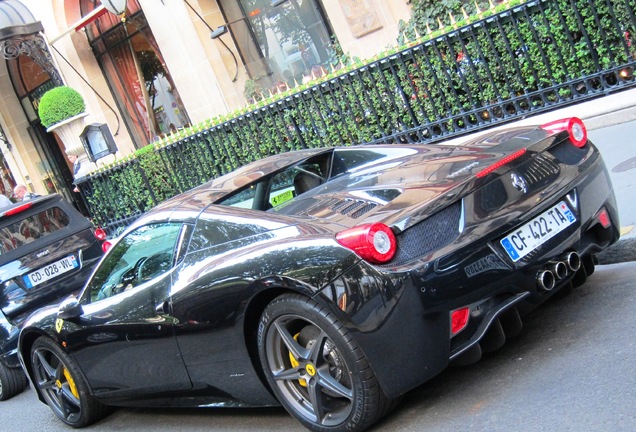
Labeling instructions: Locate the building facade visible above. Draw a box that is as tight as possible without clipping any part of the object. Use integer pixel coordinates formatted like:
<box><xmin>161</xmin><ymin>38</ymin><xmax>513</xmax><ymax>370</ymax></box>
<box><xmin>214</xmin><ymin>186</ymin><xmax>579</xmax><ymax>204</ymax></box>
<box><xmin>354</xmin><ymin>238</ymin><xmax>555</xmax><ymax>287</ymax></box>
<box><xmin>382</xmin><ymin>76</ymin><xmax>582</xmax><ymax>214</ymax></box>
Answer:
<box><xmin>0</xmin><ymin>0</ymin><xmax>410</xmax><ymax>211</ymax></box>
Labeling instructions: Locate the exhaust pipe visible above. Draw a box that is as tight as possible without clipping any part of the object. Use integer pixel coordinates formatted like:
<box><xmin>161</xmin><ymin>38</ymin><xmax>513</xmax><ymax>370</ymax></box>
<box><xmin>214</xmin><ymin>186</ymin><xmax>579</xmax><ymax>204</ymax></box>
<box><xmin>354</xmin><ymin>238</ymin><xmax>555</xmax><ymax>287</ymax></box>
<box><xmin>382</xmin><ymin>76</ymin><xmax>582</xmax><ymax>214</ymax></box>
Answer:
<box><xmin>548</xmin><ymin>261</ymin><xmax>568</xmax><ymax>280</ymax></box>
<box><xmin>536</xmin><ymin>269</ymin><xmax>556</xmax><ymax>291</ymax></box>
<box><xmin>563</xmin><ymin>251</ymin><xmax>581</xmax><ymax>272</ymax></box>
<box><xmin>537</xmin><ymin>252</ymin><xmax>581</xmax><ymax>292</ymax></box>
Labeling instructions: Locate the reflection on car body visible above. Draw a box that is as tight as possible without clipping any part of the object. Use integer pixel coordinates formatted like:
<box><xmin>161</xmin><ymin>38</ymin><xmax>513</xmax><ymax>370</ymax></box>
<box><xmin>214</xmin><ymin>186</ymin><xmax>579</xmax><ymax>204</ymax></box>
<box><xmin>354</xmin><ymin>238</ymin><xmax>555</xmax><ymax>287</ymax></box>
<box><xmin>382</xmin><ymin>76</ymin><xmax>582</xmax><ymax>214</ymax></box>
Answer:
<box><xmin>18</xmin><ymin>118</ymin><xmax>619</xmax><ymax>432</ymax></box>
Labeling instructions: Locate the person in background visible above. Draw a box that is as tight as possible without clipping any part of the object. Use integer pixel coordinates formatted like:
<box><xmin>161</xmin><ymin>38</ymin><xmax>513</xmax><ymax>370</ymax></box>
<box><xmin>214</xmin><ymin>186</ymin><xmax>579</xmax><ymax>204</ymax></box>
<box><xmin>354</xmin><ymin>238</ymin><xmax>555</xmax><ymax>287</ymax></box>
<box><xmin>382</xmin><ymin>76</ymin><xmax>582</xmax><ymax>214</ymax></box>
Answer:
<box><xmin>67</xmin><ymin>152</ymin><xmax>81</xmax><ymax>177</ymax></box>
<box><xmin>13</xmin><ymin>184</ymin><xmax>39</xmax><ymax>202</ymax></box>
<box><xmin>67</xmin><ymin>152</ymin><xmax>83</xmax><ymax>193</ymax></box>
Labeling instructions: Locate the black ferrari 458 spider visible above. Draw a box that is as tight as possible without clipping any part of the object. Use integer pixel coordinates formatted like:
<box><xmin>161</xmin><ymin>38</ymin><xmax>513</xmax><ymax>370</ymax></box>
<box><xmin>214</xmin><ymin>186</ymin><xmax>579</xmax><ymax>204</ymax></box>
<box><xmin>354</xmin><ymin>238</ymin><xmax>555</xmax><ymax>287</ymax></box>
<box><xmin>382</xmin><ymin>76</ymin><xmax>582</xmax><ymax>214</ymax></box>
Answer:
<box><xmin>18</xmin><ymin>117</ymin><xmax>619</xmax><ymax>431</ymax></box>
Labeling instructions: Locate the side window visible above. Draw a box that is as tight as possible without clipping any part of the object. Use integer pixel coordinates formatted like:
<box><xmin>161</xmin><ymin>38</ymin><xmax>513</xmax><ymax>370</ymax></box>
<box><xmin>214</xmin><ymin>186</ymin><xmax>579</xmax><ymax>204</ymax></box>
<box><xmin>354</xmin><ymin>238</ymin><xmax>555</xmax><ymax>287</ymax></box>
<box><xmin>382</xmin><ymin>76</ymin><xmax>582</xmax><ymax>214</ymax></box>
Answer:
<box><xmin>290</xmin><ymin>163</ymin><xmax>324</xmax><ymax>197</ymax></box>
<box><xmin>268</xmin><ymin>170</ymin><xmax>296</xmax><ymax>207</ymax></box>
<box><xmin>217</xmin><ymin>185</ymin><xmax>258</xmax><ymax>208</ymax></box>
<box><xmin>268</xmin><ymin>162</ymin><xmax>325</xmax><ymax>207</ymax></box>
<box><xmin>217</xmin><ymin>152</ymin><xmax>332</xmax><ymax>211</ymax></box>
<box><xmin>85</xmin><ymin>223</ymin><xmax>183</xmax><ymax>302</ymax></box>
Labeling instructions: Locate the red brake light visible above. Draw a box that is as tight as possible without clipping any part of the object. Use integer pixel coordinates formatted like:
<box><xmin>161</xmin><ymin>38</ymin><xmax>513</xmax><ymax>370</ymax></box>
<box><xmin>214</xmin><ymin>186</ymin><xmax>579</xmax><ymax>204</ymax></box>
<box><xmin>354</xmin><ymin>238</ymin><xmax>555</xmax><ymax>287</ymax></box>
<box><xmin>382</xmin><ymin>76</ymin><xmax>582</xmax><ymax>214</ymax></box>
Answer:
<box><xmin>102</xmin><ymin>241</ymin><xmax>113</xmax><ymax>252</ymax></box>
<box><xmin>476</xmin><ymin>148</ymin><xmax>527</xmax><ymax>178</ymax></box>
<box><xmin>1</xmin><ymin>202</ymin><xmax>33</xmax><ymax>217</ymax></box>
<box><xmin>94</xmin><ymin>227</ymin><xmax>107</xmax><ymax>241</ymax></box>
<box><xmin>597</xmin><ymin>208</ymin><xmax>611</xmax><ymax>228</ymax></box>
<box><xmin>541</xmin><ymin>117</ymin><xmax>587</xmax><ymax>148</ymax></box>
<box><xmin>336</xmin><ymin>223</ymin><xmax>397</xmax><ymax>264</ymax></box>
<box><xmin>451</xmin><ymin>307</ymin><xmax>470</xmax><ymax>335</ymax></box>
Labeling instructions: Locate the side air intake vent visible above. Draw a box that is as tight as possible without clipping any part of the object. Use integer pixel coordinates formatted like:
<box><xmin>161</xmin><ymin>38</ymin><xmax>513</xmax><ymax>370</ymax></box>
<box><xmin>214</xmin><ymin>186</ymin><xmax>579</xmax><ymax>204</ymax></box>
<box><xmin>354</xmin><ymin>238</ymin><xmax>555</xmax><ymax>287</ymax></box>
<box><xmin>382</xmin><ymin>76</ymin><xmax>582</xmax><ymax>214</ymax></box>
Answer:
<box><xmin>331</xmin><ymin>199</ymin><xmax>378</xmax><ymax>219</ymax></box>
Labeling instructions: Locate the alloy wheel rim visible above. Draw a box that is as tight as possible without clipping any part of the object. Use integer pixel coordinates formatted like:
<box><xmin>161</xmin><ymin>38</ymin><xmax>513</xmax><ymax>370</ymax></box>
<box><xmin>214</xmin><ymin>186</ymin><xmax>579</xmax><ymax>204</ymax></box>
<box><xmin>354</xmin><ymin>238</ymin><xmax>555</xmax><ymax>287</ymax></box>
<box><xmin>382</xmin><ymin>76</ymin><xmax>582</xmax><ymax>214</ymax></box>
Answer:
<box><xmin>265</xmin><ymin>315</ymin><xmax>354</xmax><ymax>427</ymax></box>
<box><xmin>32</xmin><ymin>347</ymin><xmax>82</xmax><ymax>424</ymax></box>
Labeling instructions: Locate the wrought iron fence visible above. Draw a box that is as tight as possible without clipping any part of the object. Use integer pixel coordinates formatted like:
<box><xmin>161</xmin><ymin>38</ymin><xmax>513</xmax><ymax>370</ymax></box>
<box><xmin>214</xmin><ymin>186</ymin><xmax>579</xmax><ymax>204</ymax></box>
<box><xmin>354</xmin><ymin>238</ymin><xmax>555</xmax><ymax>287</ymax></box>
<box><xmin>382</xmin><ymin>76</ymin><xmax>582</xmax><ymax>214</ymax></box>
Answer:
<box><xmin>77</xmin><ymin>0</ymin><xmax>636</xmax><ymax>236</ymax></box>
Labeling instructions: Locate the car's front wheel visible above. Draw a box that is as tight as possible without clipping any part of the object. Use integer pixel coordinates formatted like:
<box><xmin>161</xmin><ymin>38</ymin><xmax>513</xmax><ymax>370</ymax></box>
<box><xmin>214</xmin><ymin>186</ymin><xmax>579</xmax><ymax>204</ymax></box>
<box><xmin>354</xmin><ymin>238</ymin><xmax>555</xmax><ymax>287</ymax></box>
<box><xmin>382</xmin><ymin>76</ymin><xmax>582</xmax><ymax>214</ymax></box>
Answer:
<box><xmin>258</xmin><ymin>294</ymin><xmax>395</xmax><ymax>432</ymax></box>
<box><xmin>0</xmin><ymin>362</ymin><xmax>28</xmax><ymax>401</ymax></box>
<box><xmin>31</xmin><ymin>337</ymin><xmax>109</xmax><ymax>427</ymax></box>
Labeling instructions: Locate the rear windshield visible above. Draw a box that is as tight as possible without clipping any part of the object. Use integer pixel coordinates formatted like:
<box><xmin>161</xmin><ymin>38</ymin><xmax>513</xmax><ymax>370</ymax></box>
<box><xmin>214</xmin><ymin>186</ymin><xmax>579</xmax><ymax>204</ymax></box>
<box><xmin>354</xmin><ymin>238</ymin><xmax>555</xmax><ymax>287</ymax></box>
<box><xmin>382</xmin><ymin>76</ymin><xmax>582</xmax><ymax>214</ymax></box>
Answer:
<box><xmin>0</xmin><ymin>207</ymin><xmax>70</xmax><ymax>254</ymax></box>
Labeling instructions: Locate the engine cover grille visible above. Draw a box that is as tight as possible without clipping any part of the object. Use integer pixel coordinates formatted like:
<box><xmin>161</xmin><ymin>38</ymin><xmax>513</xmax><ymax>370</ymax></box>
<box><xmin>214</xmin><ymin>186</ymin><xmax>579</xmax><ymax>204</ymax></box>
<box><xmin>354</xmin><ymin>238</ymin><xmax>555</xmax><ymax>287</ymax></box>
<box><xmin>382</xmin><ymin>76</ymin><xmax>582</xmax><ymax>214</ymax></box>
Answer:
<box><xmin>389</xmin><ymin>201</ymin><xmax>462</xmax><ymax>266</ymax></box>
<box><xmin>517</xmin><ymin>154</ymin><xmax>560</xmax><ymax>189</ymax></box>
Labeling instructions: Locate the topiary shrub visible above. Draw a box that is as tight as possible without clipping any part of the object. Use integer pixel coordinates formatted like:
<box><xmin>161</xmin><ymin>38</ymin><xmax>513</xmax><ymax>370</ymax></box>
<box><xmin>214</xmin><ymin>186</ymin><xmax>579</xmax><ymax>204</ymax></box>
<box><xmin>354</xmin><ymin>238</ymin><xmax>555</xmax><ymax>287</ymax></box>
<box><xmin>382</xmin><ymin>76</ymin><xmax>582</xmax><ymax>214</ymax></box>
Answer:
<box><xmin>38</xmin><ymin>86</ymin><xmax>86</xmax><ymax>128</ymax></box>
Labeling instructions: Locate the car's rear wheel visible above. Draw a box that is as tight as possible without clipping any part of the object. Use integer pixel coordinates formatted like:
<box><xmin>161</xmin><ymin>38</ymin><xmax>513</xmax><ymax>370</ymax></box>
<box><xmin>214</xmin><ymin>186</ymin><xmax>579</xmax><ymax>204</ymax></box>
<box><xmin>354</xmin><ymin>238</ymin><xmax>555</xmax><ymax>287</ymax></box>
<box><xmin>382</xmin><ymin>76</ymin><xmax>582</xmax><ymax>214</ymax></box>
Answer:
<box><xmin>31</xmin><ymin>337</ymin><xmax>109</xmax><ymax>427</ymax></box>
<box><xmin>258</xmin><ymin>294</ymin><xmax>394</xmax><ymax>432</ymax></box>
<box><xmin>0</xmin><ymin>362</ymin><xmax>28</xmax><ymax>401</ymax></box>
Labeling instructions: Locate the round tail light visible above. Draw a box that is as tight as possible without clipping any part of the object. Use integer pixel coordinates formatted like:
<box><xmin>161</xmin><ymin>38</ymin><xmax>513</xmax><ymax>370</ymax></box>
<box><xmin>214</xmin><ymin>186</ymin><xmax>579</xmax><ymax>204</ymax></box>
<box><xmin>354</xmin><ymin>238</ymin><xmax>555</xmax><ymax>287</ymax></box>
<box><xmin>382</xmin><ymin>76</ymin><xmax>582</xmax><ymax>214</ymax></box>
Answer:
<box><xmin>94</xmin><ymin>227</ymin><xmax>108</xmax><ymax>241</ymax></box>
<box><xmin>540</xmin><ymin>117</ymin><xmax>587</xmax><ymax>148</ymax></box>
<box><xmin>335</xmin><ymin>223</ymin><xmax>397</xmax><ymax>264</ymax></box>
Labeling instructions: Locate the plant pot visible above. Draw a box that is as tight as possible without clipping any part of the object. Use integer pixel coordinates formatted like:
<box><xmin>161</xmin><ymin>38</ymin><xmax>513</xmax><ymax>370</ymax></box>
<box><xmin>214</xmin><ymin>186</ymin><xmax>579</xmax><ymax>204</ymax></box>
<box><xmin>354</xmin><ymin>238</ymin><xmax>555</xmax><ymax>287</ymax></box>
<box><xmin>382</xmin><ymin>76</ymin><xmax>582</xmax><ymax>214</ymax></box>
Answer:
<box><xmin>46</xmin><ymin>112</ymin><xmax>91</xmax><ymax>178</ymax></box>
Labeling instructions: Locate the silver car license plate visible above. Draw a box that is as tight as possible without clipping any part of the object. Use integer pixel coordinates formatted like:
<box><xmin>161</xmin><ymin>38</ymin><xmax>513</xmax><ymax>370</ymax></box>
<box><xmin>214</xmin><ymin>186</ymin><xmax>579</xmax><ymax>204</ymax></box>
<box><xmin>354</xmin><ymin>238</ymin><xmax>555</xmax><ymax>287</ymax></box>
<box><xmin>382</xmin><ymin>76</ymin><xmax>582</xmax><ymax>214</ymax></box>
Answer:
<box><xmin>500</xmin><ymin>201</ymin><xmax>576</xmax><ymax>262</ymax></box>
<box><xmin>23</xmin><ymin>255</ymin><xmax>79</xmax><ymax>288</ymax></box>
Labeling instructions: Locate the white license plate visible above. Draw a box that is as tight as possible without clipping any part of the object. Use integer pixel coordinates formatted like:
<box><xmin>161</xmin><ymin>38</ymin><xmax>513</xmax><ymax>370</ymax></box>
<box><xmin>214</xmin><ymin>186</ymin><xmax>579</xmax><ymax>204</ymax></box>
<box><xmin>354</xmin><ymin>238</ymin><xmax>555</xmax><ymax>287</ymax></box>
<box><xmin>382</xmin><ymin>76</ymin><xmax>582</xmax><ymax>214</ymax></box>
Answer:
<box><xmin>23</xmin><ymin>255</ymin><xmax>79</xmax><ymax>288</ymax></box>
<box><xmin>500</xmin><ymin>201</ymin><xmax>576</xmax><ymax>262</ymax></box>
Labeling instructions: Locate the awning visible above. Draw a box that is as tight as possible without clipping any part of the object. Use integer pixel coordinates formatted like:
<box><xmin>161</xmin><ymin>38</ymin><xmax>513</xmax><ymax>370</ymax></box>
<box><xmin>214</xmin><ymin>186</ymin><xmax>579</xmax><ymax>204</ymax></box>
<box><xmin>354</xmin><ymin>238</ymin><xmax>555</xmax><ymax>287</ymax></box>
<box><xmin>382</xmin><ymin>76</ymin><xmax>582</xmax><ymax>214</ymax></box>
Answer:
<box><xmin>0</xmin><ymin>0</ymin><xmax>41</xmax><ymax>41</ymax></box>
<box><xmin>0</xmin><ymin>0</ymin><xmax>62</xmax><ymax>85</ymax></box>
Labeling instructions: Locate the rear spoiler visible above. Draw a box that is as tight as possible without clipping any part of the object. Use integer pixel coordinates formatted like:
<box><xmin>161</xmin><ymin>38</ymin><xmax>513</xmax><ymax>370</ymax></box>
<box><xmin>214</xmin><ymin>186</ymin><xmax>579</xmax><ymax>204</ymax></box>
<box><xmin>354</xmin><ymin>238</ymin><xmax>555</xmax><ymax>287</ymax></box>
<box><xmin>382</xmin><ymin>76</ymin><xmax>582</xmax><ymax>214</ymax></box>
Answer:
<box><xmin>475</xmin><ymin>117</ymin><xmax>588</xmax><ymax>179</ymax></box>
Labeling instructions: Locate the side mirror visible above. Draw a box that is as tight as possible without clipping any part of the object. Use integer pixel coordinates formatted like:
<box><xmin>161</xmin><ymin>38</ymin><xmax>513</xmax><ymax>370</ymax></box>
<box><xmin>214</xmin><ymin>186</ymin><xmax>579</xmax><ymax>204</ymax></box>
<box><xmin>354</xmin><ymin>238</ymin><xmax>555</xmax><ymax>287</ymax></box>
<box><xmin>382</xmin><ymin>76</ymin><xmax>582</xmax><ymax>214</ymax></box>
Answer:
<box><xmin>57</xmin><ymin>296</ymin><xmax>83</xmax><ymax>320</ymax></box>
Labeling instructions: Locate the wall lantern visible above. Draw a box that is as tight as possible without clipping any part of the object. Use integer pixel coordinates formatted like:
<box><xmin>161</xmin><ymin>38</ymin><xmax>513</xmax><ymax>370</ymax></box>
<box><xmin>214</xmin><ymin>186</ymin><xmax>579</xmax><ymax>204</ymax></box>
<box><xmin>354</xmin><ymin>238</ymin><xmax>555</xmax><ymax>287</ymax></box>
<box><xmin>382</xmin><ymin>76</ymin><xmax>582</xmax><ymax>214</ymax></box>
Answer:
<box><xmin>210</xmin><ymin>25</ymin><xmax>229</xmax><ymax>39</ymax></box>
<box><xmin>102</xmin><ymin>0</ymin><xmax>127</xmax><ymax>19</ymax></box>
<box><xmin>80</xmin><ymin>123</ymin><xmax>118</xmax><ymax>163</ymax></box>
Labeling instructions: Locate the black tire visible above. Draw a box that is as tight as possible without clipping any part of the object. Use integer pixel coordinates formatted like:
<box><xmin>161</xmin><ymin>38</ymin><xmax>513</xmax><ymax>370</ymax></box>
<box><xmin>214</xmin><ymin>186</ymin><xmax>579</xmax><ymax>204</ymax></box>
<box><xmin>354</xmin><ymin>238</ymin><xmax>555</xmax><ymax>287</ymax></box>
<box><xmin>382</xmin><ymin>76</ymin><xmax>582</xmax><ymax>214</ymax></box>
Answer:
<box><xmin>0</xmin><ymin>362</ymin><xmax>28</xmax><ymax>401</ymax></box>
<box><xmin>31</xmin><ymin>337</ymin><xmax>110</xmax><ymax>427</ymax></box>
<box><xmin>257</xmin><ymin>294</ymin><xmax>395</xmax><ymax>432</ymax></box>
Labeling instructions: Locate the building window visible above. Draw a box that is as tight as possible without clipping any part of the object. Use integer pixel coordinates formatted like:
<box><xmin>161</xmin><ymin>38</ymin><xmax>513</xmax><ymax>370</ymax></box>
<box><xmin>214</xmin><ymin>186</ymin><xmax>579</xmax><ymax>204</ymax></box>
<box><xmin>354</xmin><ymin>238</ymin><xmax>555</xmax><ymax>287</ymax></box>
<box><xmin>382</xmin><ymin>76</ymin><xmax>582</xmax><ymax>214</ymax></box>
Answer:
<box><xmin>218</xmin><ymin>0</ymin><xmax>334</xmax><ymax>99</ymax></box>
<box><xmin>80</xmin><ymin>0</ymin><xmax>190</xmax><ymax>147</ymax></box>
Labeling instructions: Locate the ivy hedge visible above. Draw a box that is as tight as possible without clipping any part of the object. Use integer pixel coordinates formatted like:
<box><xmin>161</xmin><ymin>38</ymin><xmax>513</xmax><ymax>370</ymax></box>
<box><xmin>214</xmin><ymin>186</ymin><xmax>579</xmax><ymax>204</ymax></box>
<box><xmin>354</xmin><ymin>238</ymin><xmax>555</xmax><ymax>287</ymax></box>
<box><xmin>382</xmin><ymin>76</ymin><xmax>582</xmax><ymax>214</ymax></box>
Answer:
<box><xmin>78</xmin><ymin>0</ymin><xmax>636</xmax><ymax>235</ymax></box>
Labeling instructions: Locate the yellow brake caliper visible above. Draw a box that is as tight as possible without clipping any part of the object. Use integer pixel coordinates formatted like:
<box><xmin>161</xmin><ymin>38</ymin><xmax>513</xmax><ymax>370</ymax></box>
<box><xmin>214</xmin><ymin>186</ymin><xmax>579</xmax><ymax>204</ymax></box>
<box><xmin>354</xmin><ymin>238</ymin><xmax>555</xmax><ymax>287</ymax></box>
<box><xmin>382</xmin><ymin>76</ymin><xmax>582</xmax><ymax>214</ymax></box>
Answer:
<box><xmin>288</xmin><ymin>333</ymin><xmax>308</xmax><ymax>387</ymax></box>
<box><xmin>63</xmin><ymin>367</ymin><xmax>80</xmax><ymax>399</ymax></box>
